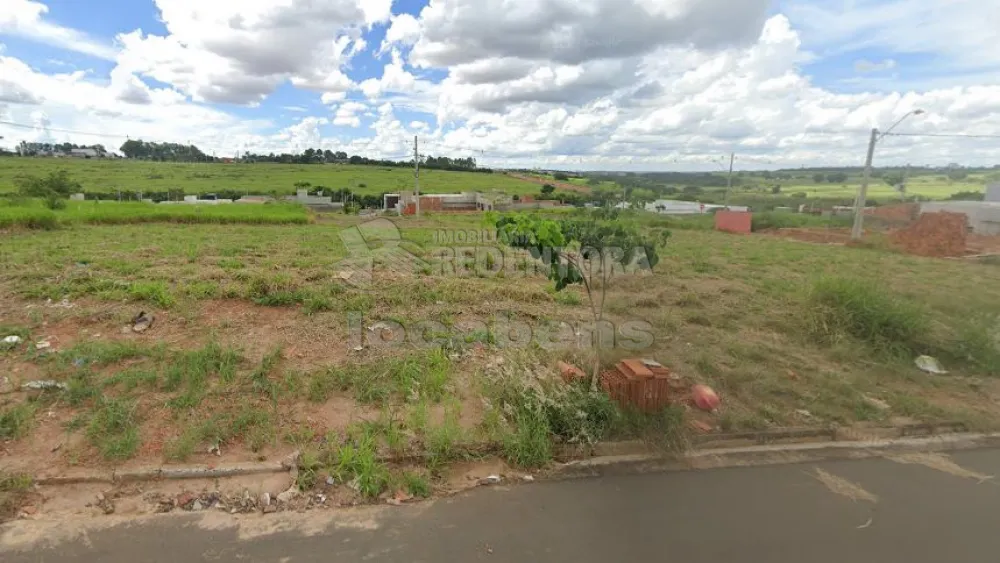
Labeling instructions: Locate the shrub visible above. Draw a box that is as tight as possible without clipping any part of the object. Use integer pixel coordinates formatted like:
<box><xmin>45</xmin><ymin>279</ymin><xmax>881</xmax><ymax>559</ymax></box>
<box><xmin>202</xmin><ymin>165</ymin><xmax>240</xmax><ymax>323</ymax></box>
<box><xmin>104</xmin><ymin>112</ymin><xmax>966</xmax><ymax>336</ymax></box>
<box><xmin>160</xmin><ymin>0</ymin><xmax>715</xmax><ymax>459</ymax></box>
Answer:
<box><xmin>807</xmin><ymin>277</ymin><xmax>930</xmax><ymax>356</ymax></box>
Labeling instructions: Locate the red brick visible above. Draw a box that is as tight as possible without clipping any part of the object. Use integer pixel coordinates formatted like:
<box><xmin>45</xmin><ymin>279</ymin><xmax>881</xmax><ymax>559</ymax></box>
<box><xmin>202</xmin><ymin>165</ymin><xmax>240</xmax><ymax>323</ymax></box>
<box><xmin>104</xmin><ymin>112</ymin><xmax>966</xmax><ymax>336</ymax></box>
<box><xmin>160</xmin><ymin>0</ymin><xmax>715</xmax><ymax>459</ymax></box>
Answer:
<box><xmin>714</xmin><ymin>211</ymin><xmax>752</xmax><ymax>234</ymax></box>
<box><xmin>557</xmin><ymin>361</ymin><xmax>586</xmax><ymax>383</ymax></box>
<box><xmin>620</xmin><ymin>359</ymin><xmax>654</xmax><ymax>380</ymax></box>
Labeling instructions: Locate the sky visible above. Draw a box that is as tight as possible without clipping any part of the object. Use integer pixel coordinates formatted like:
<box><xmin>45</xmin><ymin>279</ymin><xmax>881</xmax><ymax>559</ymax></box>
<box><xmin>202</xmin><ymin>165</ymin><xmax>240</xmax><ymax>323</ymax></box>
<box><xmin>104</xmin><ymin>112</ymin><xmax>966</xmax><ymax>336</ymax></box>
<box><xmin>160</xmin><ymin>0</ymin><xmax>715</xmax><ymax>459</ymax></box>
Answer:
<box><xmin>1</xmin><ymin>0</ymin><xmax>999</xmax><ymax>171</ymax></box>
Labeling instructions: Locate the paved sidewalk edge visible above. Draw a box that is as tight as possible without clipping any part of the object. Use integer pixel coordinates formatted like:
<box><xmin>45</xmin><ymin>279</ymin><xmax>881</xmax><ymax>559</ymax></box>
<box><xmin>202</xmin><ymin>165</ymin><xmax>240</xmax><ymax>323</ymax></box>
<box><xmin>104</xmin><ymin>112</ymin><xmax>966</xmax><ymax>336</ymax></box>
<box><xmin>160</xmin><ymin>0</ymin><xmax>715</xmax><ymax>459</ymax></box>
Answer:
<box><xmin>30</xmin><ymin>431</ymin><xmax>1000</xmax><ymax>486</ymax></box>
<box><xmin>555</xmin><ymin>432</ymin><xmax>1000</xmax><ymax>478</ymax></box>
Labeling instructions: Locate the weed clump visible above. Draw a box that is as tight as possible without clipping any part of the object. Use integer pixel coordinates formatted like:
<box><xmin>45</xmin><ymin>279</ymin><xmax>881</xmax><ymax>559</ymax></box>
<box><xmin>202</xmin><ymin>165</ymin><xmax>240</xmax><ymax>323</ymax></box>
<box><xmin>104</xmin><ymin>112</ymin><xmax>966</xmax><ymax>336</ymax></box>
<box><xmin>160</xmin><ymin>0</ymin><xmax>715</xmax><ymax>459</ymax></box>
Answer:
<box><xmin>807</xmin><ymin>276</ymin><xmax>930</xmax><ymax>356</ymax></box>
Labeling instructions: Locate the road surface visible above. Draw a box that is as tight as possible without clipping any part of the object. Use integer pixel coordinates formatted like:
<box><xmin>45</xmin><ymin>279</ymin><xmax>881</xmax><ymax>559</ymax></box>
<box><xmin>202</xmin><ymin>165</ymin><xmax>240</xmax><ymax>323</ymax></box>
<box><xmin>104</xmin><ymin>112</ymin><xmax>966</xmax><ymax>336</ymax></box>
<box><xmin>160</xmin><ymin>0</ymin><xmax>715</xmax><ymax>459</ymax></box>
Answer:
<box><xmin>4</xmin><ymin>448</ymin><xmax>1000</xmax><ymax>562</ymax></box>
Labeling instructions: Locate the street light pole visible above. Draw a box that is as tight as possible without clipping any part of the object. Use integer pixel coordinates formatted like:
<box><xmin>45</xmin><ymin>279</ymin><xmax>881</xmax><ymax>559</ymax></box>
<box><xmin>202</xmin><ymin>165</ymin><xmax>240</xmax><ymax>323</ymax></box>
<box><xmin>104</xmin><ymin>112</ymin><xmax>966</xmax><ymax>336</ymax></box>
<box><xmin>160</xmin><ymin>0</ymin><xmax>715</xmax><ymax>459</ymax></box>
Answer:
<box><xmin>850</xmin><ymin>109</ymin><xmax>925</xmax><ymax>241</ymax></box>
<box><xmin>850</xmin><ymin>128</ymin><xmax>879</xmax><ymax>240</ymax></box>
<box><xmin>723</xmin><ymin>152</ymin><xmax>735</xmax><ymax>209</ymax></box>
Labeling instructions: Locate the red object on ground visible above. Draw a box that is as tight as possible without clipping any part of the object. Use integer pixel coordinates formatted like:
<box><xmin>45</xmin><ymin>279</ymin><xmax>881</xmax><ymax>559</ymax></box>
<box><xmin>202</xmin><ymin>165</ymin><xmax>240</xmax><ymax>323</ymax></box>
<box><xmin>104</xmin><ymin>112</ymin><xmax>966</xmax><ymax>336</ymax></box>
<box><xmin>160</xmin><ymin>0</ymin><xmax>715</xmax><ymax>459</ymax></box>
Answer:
<box><xmin>557</xmin><ymin>361</ymin><xmax>586</xmax><ymax>383</ymax></box>
<box><xmin>600</xmin><ymin>359</ymin><xmax>672</xmax><ymax>412</ymax></box>
<box><xmin>714</xmin><ymin>211</ymin><xmax>752</xmax><ymax>234</ymax></box>
<box><xmin>691</xmin><ymin>384</ymin><xmax>720</xmax><ymax>411</ymax></box>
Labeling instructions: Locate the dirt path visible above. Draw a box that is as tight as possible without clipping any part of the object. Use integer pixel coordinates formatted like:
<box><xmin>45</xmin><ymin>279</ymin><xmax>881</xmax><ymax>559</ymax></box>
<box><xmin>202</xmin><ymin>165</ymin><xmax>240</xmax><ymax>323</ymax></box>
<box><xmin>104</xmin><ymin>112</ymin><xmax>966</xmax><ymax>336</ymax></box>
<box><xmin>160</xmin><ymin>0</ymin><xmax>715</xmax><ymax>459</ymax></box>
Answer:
<box><xmin>505</xmin><ymin>174</ymin><xmax>592</xmax><ymax>194</ymax></box>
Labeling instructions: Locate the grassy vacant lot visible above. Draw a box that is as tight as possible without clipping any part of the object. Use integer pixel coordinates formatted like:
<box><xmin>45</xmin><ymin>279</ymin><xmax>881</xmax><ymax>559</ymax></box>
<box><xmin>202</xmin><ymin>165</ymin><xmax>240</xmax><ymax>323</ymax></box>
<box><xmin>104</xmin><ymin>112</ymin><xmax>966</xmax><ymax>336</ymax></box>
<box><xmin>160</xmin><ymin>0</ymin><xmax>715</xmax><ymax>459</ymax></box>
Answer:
<box><xmin>1</xmin><ymin>206</ymin><xmax>999</xmax><ymax>504</ymax></box>
<box><xmin>0</xmin><ymin>158</ymin><xmax>543</xmax><ymax>196</ymax></box>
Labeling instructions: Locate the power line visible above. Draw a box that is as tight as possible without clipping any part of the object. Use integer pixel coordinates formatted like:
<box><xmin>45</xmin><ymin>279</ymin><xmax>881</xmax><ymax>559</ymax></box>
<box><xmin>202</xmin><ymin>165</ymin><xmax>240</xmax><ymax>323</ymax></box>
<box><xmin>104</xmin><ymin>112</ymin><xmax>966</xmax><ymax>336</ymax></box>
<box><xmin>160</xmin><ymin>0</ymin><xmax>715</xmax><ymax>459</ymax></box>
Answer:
<box><xmin>883</xmin><ymin>132</ymin><xmax>1000</xmax><ymax>139</ymax></box>
<box><xmin>0</xmin><ymin>119</ymin><xmax>126</xmax><ymax>139</ymax></box>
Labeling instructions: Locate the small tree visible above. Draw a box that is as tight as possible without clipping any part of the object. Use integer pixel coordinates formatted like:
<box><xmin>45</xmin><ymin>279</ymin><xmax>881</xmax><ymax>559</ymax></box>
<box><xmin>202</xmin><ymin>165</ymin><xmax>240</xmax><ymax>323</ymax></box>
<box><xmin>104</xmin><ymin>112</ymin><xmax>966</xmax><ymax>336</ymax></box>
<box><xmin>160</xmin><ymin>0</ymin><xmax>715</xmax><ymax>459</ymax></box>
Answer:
<box><xmin>812</xmin><ymin>173</ymin><xmax>826</xmax><ymax>183</ymax></box>
<box><xmin>541</xmin><ymin>183</ymin><xmax>555</xmax><ymax>195</ymax></box>
<box><xmin>553</xmin><ymin>172</ymin><xmax>569</xmax><ymax>181</ymax></box>
<box><xmin>15</xmin><ymin>170</ymin><xmax>80</xmax><ymax>209</ymax></box>
<box><xmin>495</xmin><ymin>211</ymin><xmax>668</xmax><ymax>384</ymax></box>
<box><xmin>883</xmin><ymin>173</ymin><xmax>905</xmax><ymax>188</ymax></box>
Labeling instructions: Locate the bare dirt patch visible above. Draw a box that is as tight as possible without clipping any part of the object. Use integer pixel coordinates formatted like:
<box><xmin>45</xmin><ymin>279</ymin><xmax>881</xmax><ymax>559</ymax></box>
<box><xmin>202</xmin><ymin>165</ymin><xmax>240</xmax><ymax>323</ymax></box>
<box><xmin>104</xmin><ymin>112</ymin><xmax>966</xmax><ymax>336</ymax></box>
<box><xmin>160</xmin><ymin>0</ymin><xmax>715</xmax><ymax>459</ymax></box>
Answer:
<box><xmin>506</xmin><ymin>174</ymin><xmax>592</xmax><ymax>194</ymax></box>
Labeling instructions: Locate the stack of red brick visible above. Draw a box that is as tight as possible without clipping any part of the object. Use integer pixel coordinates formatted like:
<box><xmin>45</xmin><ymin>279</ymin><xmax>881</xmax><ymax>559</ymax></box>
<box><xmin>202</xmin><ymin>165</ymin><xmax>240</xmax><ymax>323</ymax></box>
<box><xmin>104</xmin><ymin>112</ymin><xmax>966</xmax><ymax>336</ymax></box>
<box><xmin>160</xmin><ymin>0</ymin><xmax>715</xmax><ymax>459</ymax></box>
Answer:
<box><xmin>601</xmin><ymin>359</ymin><xmax>682</xmax><ymax>412</ymax></box>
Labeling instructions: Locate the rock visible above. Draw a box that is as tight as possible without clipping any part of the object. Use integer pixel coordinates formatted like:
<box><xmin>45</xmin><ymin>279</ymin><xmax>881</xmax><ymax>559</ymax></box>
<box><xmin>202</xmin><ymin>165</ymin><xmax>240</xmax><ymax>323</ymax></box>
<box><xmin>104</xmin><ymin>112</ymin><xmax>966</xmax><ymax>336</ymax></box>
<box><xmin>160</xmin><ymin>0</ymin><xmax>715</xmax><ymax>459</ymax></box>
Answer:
<box><xmin>20</xmin><ymin>505</ymin><xmax>37</xmax><ymax>516</ymax></box>
<box><xmin>276</xmin><ymin>487</ymin><xmax>300</xmax><ymax>504</ymax></box>
<box><xmin>192</xmin><ymin>500</ymin><xmax>204</xmax><ymax>511</ymax></box>
<box><xmin>176</xmin><ymin>492</ymin><xmax>196</xmax><ymax>509</ymax></box>
<box><xmin>21</xmin><ymin>380</ymin><xmax>67</xmax><ymax>391</ymax></box>
<box><xmin>688</xmin><ymin>419</ymin><xmax>714</xmax><ymax>434</ymax></box>
<box><xmin>478</xmin><ymin>475</ymin><xmax>502</xmax><ymax>486</ymax></box>
<box><xmin>863</xmin><ymin>395</ymin><xmax>891</xmax><ymax>411</ymax></box>
<box><xmin>0</xmin><ymin>376</ymin><xmax>13</xmax><ymax>394</ymax></box>
<box><xmin>2</xmin><ymin>335</ymin><xmax>22</xmax><ymax>345</ymax></box>
<box><xmin>263</xmin><ymin>504</ymin><xmax>277</xmax><ymax>514</ymax></box>
<box><xmin>915</xmin><ymin>355</ymin><xmax>948</xmax><ymax>375</ymax></box>
<box><xmin>521</xmin><ymin>475</ymin><xmax>535</xmax><ymax>482</ymax></box>
<box><xmin>131</xmin><ymin>312</ymin><xmax>154</xmax><ymax>333</ymax></box>
<box><xmin>96</xmin><ymin>493</ymin><xmax>105</xmax><ymax>502</ymax></box>
<box><xmin>155</xmin><ymin>501</ymin><xmax>174</xmax><ymax>513</ymax></box>
<box><xmin>280</xmin><ymin>450</ymin><xmax>302</xmax><ymax>471</ymax></box>
<box><xmin>260</xmin><ymin>492</ymin><xmax>271</xmax><ymax>507</ymax></box>
<box><xmin>208</xmin><ymin>442</ymin><xmax>221</xmax><ymax>456</ymax></box>
<box><xmin>34</xmin><ymin>340</ymin><xmax>52</xmax><ymax>350</ymax></box>
<box><xmin>325</xmin><ymin>476</ymin><xmax>335</xmax><ymax>486</ymax></box>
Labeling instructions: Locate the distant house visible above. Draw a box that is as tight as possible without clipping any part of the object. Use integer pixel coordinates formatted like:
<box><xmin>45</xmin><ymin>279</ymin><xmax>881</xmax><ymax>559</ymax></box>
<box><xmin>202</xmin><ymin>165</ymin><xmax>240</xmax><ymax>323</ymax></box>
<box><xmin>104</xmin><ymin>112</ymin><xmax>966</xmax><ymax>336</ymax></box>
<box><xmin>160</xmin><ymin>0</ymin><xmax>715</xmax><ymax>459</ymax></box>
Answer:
<box><xmin>68</xmin><ymin>148</ymin><xmax>101</xmax><ymax>159</ymax></box>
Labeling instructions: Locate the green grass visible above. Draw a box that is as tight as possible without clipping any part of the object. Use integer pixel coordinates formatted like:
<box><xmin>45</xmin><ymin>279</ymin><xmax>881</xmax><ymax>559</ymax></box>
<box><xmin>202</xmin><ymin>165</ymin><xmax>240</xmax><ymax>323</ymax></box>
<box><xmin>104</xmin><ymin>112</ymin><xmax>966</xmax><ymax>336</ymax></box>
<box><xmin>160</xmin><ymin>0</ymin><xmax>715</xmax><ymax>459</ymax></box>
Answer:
<box><xmin>0</xmin><ymin>472</ymin><xmax>34</xmax><ymax>523</ymax></box>
<box><xmin>0</xmin><ymin>403</ymin><xmax>37</xmax><ymax>440</ymax></box>
<box><xmin>87</xmin><ymin>397</ymin><xmax>141</xmax><ymax>460</ymax></box>
<box><xmin>309</xmin><ymin>350</ymin><xmax>454</xmax><ymax>406</ymax></box>
<box><xmin>330</xmin><ymin>432</ymin><xmax>391</xmax><ymax>499</ymax></box>
<box><xmin>0</xmin><ymin>159</ymin><xmax>545</xmax><ymax>196</ymax></box>
<box><xmin>0</xmin><ymin>200</ymin><xmax>310</xmax><ymax>229</ymax></box>
<box><xmin>807</xmin><ymin>276</ymin><xmax>931</xmax><ymax>356</ymax></box>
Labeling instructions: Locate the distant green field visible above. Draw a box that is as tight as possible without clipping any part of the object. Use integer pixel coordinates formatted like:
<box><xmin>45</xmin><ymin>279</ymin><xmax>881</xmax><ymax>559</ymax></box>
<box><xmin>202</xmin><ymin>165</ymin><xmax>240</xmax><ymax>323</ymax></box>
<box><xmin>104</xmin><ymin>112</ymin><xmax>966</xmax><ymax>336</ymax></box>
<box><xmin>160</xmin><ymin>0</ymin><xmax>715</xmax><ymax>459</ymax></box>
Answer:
<box><xmin>778</xmin><ymin>176</ymin><xmax>987</xmax><ymax>200</ymax></box>
<box><xmin>0</xmin><ymin>158</ymin><xmax>544</xmax><ymax>196</ymax></box>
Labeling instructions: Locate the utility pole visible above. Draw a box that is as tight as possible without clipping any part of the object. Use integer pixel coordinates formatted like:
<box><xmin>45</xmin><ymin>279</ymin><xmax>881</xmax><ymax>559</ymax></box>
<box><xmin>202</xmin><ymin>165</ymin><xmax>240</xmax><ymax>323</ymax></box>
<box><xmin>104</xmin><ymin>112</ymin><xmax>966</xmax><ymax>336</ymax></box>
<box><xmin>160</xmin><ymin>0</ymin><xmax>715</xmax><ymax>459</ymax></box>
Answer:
<box><xmin>413</xmin><ymin>135</ymin><xmax>420</xmax><ymax>217</ymax></box>
<box><xmin>723</xmin><ymin>152</ymin><xmax>735</xmax><ymax>209</ymax></box>
<box><xmin>850</xmin><ymin>128</ymin><xmax>879</xmax><ymax>240</ymax></box>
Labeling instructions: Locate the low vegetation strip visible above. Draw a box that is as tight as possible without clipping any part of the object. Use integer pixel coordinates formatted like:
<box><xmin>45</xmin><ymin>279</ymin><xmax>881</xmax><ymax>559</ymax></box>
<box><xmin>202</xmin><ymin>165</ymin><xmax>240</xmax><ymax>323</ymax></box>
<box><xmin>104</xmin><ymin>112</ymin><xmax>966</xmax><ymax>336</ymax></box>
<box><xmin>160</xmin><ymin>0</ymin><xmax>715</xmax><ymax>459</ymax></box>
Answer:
<box><xmin>0</xmin><ymin>200</ymin><xmax>310</xmax><ymax>228</ymax></box>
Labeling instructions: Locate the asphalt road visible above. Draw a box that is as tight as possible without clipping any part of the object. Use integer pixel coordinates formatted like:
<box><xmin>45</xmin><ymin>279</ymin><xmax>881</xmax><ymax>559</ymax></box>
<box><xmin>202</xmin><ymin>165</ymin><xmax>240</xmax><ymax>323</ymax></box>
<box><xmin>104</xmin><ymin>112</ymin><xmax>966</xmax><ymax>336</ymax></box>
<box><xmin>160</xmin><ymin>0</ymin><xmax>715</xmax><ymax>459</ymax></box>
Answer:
<box><xmin>4</xmin><ymin>448</ymin><xmax>1000</xmax><ymax>562</ymax></box>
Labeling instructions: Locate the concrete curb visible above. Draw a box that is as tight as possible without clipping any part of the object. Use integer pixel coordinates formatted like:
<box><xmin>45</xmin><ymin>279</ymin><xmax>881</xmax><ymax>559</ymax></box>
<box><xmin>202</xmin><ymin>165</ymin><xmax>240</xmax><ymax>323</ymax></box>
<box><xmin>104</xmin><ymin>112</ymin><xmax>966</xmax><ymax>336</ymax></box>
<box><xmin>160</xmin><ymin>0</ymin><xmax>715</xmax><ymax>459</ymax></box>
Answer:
<box><xmin>34</xmin><ymin>462</ymin><xmax>291</xmax><ymax>486</ymax></box>
<box><xmin>555</xmin><ymin>432</ymin><xmax>1000</xmax><ymax>479</ymax></box>
<box><xmin>29</xmin><ymin>427</ymin><xmax>995</xmax><ymax>487</ymax></box>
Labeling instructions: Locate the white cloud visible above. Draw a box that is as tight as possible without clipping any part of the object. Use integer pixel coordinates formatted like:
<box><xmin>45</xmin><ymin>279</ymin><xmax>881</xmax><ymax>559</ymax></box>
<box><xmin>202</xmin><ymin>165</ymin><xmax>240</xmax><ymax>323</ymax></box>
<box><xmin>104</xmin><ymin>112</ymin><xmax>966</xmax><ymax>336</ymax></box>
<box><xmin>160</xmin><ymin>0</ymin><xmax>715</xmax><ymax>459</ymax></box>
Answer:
<box><xmin>854</xmin><ymin>58</ymin><xmax>897</xmax><ymax>74</ymax></box>
<box><xmin>379</xmin><ymin>13</ymin><xmax>421</xmax><ymax>54</ymax></box>
<box><xmin>3</xmin><ymin>1</ymin><xmax>1000</xmax><ymax>169</ymax></box>
<box><xmin>332</xmin><ymin>101</ymin><xmax>367</xmax><ymax>127</ymax></box>
<box><xmin>113</xmin><ymin>0</ymin><xmax>381</xmax><ymax>105</ymax></box>
<box><xmin>0</xmin><ymin>0</ymin><xmax>118</xmax><ymax>59</ymax></box>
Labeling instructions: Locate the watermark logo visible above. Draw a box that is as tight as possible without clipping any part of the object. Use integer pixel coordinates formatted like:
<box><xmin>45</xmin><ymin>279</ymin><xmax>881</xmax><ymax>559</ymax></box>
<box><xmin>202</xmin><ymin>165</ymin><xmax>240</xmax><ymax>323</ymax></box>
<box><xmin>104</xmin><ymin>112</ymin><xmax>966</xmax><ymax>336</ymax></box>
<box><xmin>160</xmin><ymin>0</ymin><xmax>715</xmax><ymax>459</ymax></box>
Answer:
<box><xmin>348</xmin><ymin>313</ymin><xmax>654</xmax><ymax>351</ymax></box>
<box><xmin>335</xmin><ymin>218</ymin><xmax>426</xmax><ymax>288</ymax></box>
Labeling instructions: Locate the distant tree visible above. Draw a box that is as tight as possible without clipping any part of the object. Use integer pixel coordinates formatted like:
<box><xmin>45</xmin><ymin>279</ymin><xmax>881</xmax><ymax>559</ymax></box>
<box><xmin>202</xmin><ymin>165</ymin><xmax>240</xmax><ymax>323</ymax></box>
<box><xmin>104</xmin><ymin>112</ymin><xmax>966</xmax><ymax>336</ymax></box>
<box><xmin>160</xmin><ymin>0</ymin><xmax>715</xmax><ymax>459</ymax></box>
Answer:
<box><xmin>541</xmin><ymin>184</ymin><xmax>556</xmax><ymax>195</ymax></box>
<box><xmin>947</xmin><ymin>169</ymin><xmax>969</xmax><ymax>181</ymax></box>
<box><xmin>883</xmin><ymin>173</ymin><xmax>905</xmax><ymax>187</ymax></box>
<box><xmin>771</xmin><ymin>185</ymin><xmax>782</xmax><ymax>194</ymax></box>
<box><xmin>812</xmin><ymin>173</ymin><xmax>826</xmax><ymax>183</ymax></box>
<box><xmin>15</xmin><ymin>170</ymin><xmax>80</xmax><ymax>209</ymax></box>
<box><xmin>762</xmin><ymin>171</ymin><xmax>774</xmax><ymax>180</ymax></box>
<box><xmin>586</xmin><ymin>177</ymin><xmax>601</xmax><ymax>186</ymax></box>
<box><xmin>553</xmin><ymin>172</ymin><xmax>570</xmax><ymax>181</ymax></box>
<box><xmin>682</xmin><ymin>185</ymin><xmax>703</xmax><ymax>195</ymax></box>
<box><xmin>827</xmin><ymin>172</ymin><xmax>848</xmax><ymax>183</ymax></box>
